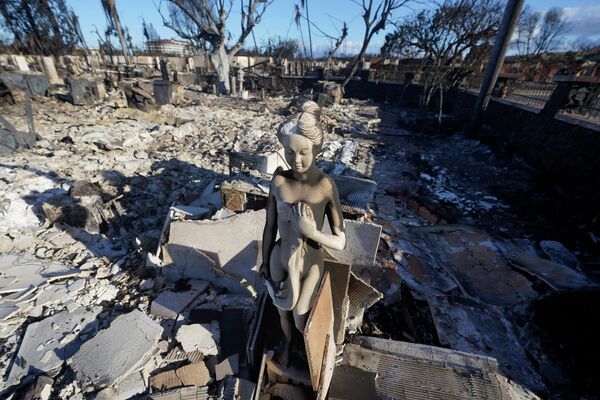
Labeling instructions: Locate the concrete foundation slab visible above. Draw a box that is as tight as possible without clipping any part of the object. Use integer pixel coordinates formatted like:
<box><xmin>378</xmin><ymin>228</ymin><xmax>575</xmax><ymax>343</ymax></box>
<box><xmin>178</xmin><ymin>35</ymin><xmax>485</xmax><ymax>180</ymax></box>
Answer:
<box><xmin>69</xmin><ymin>309</ymin><xmax>163</xmax><ymax>388</ymax></box>
<box><xmin>7</xmin><ymin>307</ymin><xmax>101</xmax><ymax>386</ymax></box>
<box><xmin>428</xmin><ymin>296</ymin><xmax>546</xmax><ymax>392</ymax></box>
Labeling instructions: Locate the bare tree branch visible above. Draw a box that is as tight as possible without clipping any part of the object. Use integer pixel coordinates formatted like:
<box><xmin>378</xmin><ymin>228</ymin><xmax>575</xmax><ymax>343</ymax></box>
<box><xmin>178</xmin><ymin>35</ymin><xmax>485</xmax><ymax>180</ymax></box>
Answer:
<box><xmin>158</xmin><ymin>0</ymin><xmax>272</xmax><ymax>93</ymax></box>
<box><xmin>342</xmin><ymin>0</ymin><xmax>411</xmax><ymax>90</ymax></box>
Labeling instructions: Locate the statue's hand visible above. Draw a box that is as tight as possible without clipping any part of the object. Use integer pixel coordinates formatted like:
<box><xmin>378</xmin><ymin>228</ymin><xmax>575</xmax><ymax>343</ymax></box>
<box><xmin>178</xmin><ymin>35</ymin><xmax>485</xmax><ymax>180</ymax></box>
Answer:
<box><xmin>292</xmin><ymin>202</ymin><xmax>317</xmax><ymax>238</ymax></box>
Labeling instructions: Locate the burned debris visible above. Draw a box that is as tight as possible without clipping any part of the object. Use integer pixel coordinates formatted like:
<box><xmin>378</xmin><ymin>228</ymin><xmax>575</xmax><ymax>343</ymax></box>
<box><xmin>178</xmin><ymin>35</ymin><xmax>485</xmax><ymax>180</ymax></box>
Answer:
<box><xmin>1</xmin><ymin>2</ymin><xmax>600</xmax><ymax>398</ymax></box>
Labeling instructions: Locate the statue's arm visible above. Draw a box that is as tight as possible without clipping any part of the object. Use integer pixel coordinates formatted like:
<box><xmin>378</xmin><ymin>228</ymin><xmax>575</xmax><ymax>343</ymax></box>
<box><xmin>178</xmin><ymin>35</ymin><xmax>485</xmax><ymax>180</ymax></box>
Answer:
<box><xmin>295</xmin><ymin>177</ymin><xmax>346</xmax><ymax>251</ymax></box>
<box><xmin>260</xmin><ymin>176</ymin><xmax>278</xmax><ymax>278</ymax></box>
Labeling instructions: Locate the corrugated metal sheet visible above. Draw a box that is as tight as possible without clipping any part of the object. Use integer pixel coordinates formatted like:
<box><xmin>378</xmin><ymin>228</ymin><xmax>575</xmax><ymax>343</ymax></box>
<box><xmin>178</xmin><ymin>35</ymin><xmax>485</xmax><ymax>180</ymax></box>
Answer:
<box><xmin>340</xmin><ymin>337</ymin><xmax>541</xmax><ymax>400</ymax></box>
<box><xmin>150</xmin><ymin>386</ymin><xmax>209</xmax><ymax>400</ymax></box>
<box><xmin>347</xmin><ymin>273</ymin><xmax>382</xmax><ymax>322</ymax></box>
<box><xmin>163</xmin><ymin>347</ymin><xmax>204</xmax><ymax>364</ymax></box>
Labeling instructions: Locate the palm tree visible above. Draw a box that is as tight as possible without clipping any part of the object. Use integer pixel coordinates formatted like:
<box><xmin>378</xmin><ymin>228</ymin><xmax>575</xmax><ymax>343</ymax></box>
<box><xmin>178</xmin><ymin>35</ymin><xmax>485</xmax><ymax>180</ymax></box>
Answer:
<box><xmin>294</xmin><ymin>4</ymin><xmax>307</xmax><ymax>59</ymax></box>
<box><xmin>301</xmin><ymin>0</ymin><xmax>313</xmax><ymax>59</ymax></box>
<box><xmin>100</xmin><ymin>0</ymin><xmax>130</xmax><ymax>63</ymax></box>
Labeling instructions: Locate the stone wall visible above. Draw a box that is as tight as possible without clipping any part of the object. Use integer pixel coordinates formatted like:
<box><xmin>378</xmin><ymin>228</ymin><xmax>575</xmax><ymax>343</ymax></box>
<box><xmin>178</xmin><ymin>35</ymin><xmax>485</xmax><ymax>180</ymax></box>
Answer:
<box><xmin>449</xmin><ymin>87</ymin><xmax>600</xmax><ymax>217</ymax></box>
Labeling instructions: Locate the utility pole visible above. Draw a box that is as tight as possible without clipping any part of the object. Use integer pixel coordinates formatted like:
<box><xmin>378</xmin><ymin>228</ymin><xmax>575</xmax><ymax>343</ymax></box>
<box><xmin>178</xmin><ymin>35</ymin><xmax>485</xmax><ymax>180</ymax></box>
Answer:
<box><xmin>305</xmin><ymin>0</ymin><xmax>313</xmax><ymax>59</ymax></box>
<box><xmin>469</xmin><ymin>0</ymin><xmax>524</xmax><ymax>135</ymax></box>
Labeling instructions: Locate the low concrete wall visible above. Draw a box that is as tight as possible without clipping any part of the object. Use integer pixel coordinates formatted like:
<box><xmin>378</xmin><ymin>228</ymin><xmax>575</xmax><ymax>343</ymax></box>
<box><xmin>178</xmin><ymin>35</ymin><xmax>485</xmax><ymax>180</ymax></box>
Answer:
<box><xmin>451</xmin><ymin>88</ymin><xmax>600</xmax><ymax>211</ymax></box>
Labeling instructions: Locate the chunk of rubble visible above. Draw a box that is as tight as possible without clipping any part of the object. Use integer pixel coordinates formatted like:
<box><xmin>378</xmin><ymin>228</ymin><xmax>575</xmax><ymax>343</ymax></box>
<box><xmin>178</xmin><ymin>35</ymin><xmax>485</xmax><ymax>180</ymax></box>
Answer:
<box><xmin>215</xmin><ymin>354</ymin><xmax>239</xmax><ymax>381</ymax></box>
<box><xmin>22</xmin><ymin>375</ymin><xmax>54</xmax><ymax>400</ymax></box>
<box><xmin>149</xmin><ymin>386</ymin><xmax>209</xmax><ymax>400</ymax></box>
<box><xmin>150</xmin><ymin>362</ymin><xmax>211</xmax><ymax>391</ymax></box>
<box><xmin>428</xmin><ymin>296</ymin><xmax>546</xmax><ymax>392</ymax></box>
<box><xmin>5</xmin><ymin>307</ymin><xmax>101</xmax><ymax>387</ymax></box>
<box><xmin>539</xmin><ymin>240</ymin><xmax>582</xmax><ymax>271</ymax></box>
<box><xmin>400</xmin><ymin>225</ymin><xmax>537</xmax><ymax>306</ymax></box>
<box><xmin>167</xmin><ymin>210</ymin><xmax>265</xmax><ymax>294</ymax></box>
<box><xmin>95</xmin><ymin>371</ymin><xmax>146</xmax><ymax>400</ymax></box>
<box><xmin>509</xmin><ymin>252</ymin><xmax>597</xmax><ymax>291</ymax></box>
<box><xmin>150</xmin><ymin>281</ymin><xmax>209</xmax><ymax>319</ymax></box>
<box><xmin>0</xmin><ymin>234</ymin><xmax>14</xmax><ymax>252</ymax></box>
<box><xmin>42</xmin><ymin>194</ymin><xmax>105</xmax><ymax>234</ymax></box>
<box><xmin>176</xmin><ymin>323</ymin><xmax>220</xmax><ymax>355</ymax></box>
<box><xmin>69</xmin><ymin>309</ymin><xmax>163</xmax><ymax>388</ymax></box>
<box><xmin>31</xmin><ymin>278</ymin><xmax>86</xmax><ymax>314</ymax></box>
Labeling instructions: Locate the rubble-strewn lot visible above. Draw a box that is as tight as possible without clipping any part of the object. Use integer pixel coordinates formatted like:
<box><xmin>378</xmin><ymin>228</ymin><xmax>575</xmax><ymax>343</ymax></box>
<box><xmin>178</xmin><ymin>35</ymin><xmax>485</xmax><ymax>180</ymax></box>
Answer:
<box><xmin>1</xmin><ymin>90</ymin><xmax>598</xmax><ymax>398</ymax></box>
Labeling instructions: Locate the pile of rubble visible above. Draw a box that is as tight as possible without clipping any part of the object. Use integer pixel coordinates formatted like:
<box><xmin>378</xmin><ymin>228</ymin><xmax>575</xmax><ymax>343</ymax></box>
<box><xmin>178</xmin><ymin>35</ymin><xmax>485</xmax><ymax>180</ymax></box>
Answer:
<box><xmin>0</xmin><ymin>88</ymin><xmax>384</xmax><ymax>398</ymax></box>
<box><xmin>1</xmin><ymin>77</ymin><xmax>598</xmax><ymax>399</ymax></box>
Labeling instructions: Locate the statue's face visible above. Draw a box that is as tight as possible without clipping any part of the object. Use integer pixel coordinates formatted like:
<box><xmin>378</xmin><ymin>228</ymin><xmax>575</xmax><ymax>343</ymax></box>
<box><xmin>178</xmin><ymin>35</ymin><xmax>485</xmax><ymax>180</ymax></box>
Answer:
<box><xmin>282</xmin><ymin>133</ymin><xmax>315</xmax><ymax>174</ymax></box>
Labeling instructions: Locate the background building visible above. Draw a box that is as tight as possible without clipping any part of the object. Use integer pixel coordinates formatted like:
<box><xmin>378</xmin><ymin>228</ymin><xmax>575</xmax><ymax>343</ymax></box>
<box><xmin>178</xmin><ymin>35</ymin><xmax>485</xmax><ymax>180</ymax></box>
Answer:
<box><xmin>145</xmin><ymin>39</ymin><xmax>192</xmax><ymax>56</ymax></box>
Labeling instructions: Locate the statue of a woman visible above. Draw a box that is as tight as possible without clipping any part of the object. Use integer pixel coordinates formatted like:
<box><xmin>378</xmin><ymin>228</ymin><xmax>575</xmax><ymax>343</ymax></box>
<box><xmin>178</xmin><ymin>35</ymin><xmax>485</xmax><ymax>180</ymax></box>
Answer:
<box><xmin>260</xmin><ymin>101</ymin><xmax>346</xmax><ymax>366</ymax></box>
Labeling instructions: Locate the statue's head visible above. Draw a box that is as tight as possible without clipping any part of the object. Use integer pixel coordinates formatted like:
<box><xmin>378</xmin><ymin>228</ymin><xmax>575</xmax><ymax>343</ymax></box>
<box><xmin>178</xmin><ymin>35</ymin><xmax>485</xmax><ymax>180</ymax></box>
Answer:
<box><xmin>277</xmin><ymin>101</ymin><xmax>323</xmax><ymax>174</ymax></box>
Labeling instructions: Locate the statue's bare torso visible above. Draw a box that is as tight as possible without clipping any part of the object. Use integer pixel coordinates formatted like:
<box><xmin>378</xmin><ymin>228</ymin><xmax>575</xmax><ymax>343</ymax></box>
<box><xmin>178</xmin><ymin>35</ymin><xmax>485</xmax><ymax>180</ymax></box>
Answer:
<box><xmin>268</xmin><ymin>169</ymin><xmax>342</xmax><ymax>313</ymax></box>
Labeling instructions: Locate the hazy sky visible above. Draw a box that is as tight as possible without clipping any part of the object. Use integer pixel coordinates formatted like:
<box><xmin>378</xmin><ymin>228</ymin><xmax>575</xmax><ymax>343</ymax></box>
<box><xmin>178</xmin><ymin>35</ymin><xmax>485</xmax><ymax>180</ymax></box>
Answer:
<box><xmin>65</xmin><ymin>0</ymin><xmax>600</xmax><ymax>55</ymax></box>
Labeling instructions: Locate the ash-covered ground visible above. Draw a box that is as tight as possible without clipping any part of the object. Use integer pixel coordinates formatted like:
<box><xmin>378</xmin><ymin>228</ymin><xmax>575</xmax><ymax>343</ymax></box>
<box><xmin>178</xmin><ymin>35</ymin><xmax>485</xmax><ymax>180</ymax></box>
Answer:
<box><xmin>1</xmin><ymin>91</ymin><xmax>598</xmax><ymax>398</ymax></box>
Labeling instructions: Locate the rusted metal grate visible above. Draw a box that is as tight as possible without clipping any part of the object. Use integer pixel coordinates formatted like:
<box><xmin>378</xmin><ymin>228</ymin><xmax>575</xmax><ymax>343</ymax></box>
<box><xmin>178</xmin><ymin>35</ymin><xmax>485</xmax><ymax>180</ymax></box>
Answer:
<box><xmin>332</xmin><ymin>175</ymin><xmax>377</xmax><ymax>216</ymax></box>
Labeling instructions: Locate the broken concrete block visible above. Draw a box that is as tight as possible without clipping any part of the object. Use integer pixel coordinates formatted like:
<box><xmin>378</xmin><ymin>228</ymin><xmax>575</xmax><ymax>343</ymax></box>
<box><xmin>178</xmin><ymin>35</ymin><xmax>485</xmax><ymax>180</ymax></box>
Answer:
<box><xmin>6</xmin><ymin>307</ymin><xmax>101</xmax><ymax>387</ymax></box>
<box><xmin>11</xmin><ymin>55</ymin><xmax>30</xmax><ymax>72</ymax></box>
<box><xmin>150</xmin><ymin>363</ymin><xmax>211</xmax><ymax>391</ymax></box>
<box><xmin>170</xmin><ymin>205</ymin><xmax>211</xmax><ymax>220</ymax></box>
<box><xmin>0</xmin><ymin>254</ymin><xmax>74</xmax><ymax>295</ymax></box>
<box><xmin>41</xmin><ymin>56</ymin><xmax>61</xmax><ymax>85</ymax></box>
<box><xmin>22</xmin><ymin>375</ymin><xmax>54</xmax><ymax>400</ymax></box>
<box><xmin>150</xmin><ymin>281</ymin><xmax>209</xmax><ymax>319</ymax></box>
<box><xmin>124</xmin><ymin>84</ymin><xmax>155</xmax><ymax>111</ymax></box>
<box><xmin>509</xmin><ymin>252</ymin><xmax>597</xmax><ymax>291</ymax></box>
<box><xmin>0</xmin><ymin>128</ymin><xmax>16</xmax><ymax>155</ymax></box>
<box><xmin>409</xmin><ymin>226</ymin><xmax>537</xmax><ymax>306</ymax></box>
<box><xmin>215</xmin><ymin>354</ymin><xmax>239</xmax><ymax>381</ymax></box>
<box><xmin>1</xmin><ymin>125</ymin><xmax>36</xmax><ymax>155</ymax></box>
<box><xmin>162</xmin><ymin>245</ymin><xmax>219</xmax><ymax>282</ymax></box>
<box><xmin>69</xmin><ymin>309</ymin><xmax>163</xmax><ymax>388</ymax></box>
<box><xmin>67</xmin><ymin>78</ymin><xmax>95</xmax><ymax>105</ymax></box>
<box><xmin>539</xmin><ymin>240</ymin><xmax>582</xmax><ymax>271</ymax></box>
<box><xmin>154</xmin><ymin>80</ymin><xmax>172</xmax><ymax>105</ymax></box>
<box><xmin>25</xmin><ymin>74</ymin><xmax>50</xmax><ymax>96</ymax></box>
<box><xmin>228</xmin><ymin>150</ymin><xmax>287</xmax><ymax>176</ymax></box>
<box><xmin>95</xmin><ymin>371</ymin><xmax>146</xmax><ymax>400</ymax></box>
<box><xmin>0</xmin><ymin>234</ymin><xmax>13</xmax><ymax>253</ymax></box>
<box><xmin>91</xmin><ymin>80</ymin><xmax>106</xmax><ymax>98</ymax></box>
<box><xmin>168</xmin><ymin>210</ymin><xmax>265</xmax><ymax>295</ymax></box>
<box><xmin>176</xmin><ymin>323</ymin><xmax>219</xmax><ymax>355</ymax></box>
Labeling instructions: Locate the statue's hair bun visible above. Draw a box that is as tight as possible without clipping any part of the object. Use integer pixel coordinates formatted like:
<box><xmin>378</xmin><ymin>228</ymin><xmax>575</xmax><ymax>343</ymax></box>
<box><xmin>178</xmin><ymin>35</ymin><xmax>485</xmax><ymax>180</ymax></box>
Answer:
<box><xmin>300</xmin><ymin>101</ymin><xmax>321</xmax><ymax>118</ymax></box>
<box><xmin>277</xmin><ymin>100</ymin><xmax>323</xmax><ymax>148</ymax></box>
